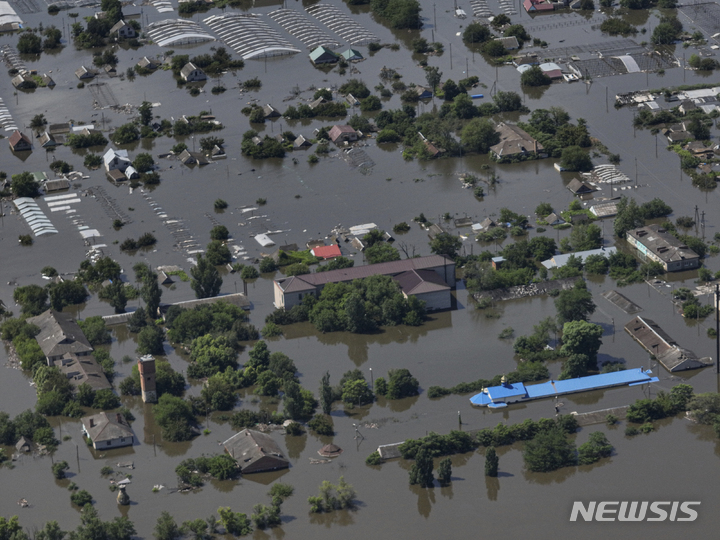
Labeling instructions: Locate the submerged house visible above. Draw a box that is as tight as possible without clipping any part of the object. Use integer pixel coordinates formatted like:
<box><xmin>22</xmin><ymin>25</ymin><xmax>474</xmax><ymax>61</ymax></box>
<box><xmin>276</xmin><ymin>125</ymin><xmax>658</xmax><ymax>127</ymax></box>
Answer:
<box><xmin>9</xmin><ymin>130</ymin><xmax>32</xmax><ymax>152</ymax></box>
<box><xmin>180</xmin><ymin>62</ymin><xmax>206</xmax><ymax>82</ymax></box>
<box><xmin>567</xmin><ymin>178</ymin><xmax>597</xmax><ymax>195</ymax></box>
<box><xmin>82</xmin><ymin>412</ymin><xmax>134</xmax><ymax>449</ymax></box>
<box><xmin>490</xmin><ymin>123</ymin><xmax>543</xmax><ymax>161</ymax></box>
<box><xmin>110</xmin><ymin>19</ymin><xmax>136</xmax><ymax>38</ymax></box>
<box><xmin>328</xmin><ymin>125</ymin><xmax>359</xmax><ymax>144</ymax></box>
<box><xmin>223</xmin><ymin>429</ymin><xmax>289</xmax><ymax>473</ymax></box>
<box><xmin>103</xmin><ymin>148</ymin><xmax>131</xmax><ymax>172</ymax></box>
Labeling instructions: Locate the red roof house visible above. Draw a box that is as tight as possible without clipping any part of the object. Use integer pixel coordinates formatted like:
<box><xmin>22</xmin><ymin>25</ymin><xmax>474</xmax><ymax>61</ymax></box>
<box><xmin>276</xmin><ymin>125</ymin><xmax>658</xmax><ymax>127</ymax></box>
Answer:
<box><xmin>311</xmin><ymin>245</ymin><xmax>342</xmax><ymax>259</ymax></box>
<box><xmin>523</xmin><ymin>0</ymin><xmax>554</xmax><ymax>11</ymax></box>
<box><xmin>9</xmin><ymin>130</ymin><xmax>32</xmax><ymax>152</ymax></box>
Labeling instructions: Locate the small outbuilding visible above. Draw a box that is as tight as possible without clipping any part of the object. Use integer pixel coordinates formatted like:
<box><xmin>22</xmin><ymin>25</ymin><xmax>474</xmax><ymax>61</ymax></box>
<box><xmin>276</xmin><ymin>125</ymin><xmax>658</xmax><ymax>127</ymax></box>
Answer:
<box><xmin>567</xmin><ymin>178</ymin><xmax>597</xmax><ymax>195</ymax></box>
<box><xmin>311</xmin><ymin>244</ymin><xmax>342</xmax><ymax>259</ymax></box>
<box><xmin>414</xmin><ymin>86</ymin><xmax>433</xmax><ymax>100</ymax></box>
<box><xmin>15</xmin><ymin>436</ymin><xmax>31</xmax><ymax>453</ymax></box>
<box><xmin>39</xmin><ymin>132</ymin><xmax>57</xmax><ymax>148</ymax></box>
<box><xmin>75</xmin><ymin>66</ymin><xmax>96</xmax><ymax>80</ymax></box>
<box><xmin>340</xmin><ymin>48</ymin><xmax>363</xmax><ymax>61</ymax></box>
<box><xmin>223</xmin><ymin>429</ymin><xmax>290</xmax><ymax>474</ymax></box>
<box><xmin>293</xmin><ymin>135</ymin><xmax>312</xmax><ymax>149</ymax></box>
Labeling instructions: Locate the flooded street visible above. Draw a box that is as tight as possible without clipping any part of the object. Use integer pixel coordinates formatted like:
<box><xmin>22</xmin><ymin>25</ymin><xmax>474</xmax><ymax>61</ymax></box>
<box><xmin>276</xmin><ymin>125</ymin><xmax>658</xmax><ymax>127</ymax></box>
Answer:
<box><xmin>1</xmin><ymin>0</ymin><xmax>720</xmax><ymax>535</ymax></box>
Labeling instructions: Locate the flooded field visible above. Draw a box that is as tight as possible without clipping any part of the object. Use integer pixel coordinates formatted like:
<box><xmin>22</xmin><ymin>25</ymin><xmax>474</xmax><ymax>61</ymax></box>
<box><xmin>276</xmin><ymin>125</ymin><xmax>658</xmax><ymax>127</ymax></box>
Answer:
<box><xmin>1</xmin><ymin>0</ymin><xmax>720</xmax><ymax>536</ymax></box>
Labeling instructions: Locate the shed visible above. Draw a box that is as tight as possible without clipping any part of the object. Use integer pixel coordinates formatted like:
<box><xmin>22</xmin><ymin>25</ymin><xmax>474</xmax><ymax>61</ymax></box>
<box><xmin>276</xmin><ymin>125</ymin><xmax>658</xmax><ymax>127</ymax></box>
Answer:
<box><xmin>262</xmin><ymin>104</ymin><xmax>281</xmax><ymax>118</ymax></box>
<box><xmin>544</xmin><ymin>212</ymin><xmax>565</xmax><ymax>226</ymax></box>
<box><xmin>414</xmin><ymin>86</ymin><xmax>433</xmax><ymax>100</ymax></box>
<box><xmin>340</xmin><ymin>48</ymin><xmax>363</xmax><ymax>61</ymax></box>
<box><xmin>158</xmin><ymin>271</ymin><xmax>174</xmax><ymax>285</ymax></box>
<box><xmin>15</xmin><ymin>436</ymin><xmax>31</xmax><ymax>452</ymax></box>
<box><xmin>223</xmin><ymin>429</ymin><xmax>289</xmax><ymax>473</ymax></box>
<box><xmin>293</xmin><ymin>135</ymin><xmax>312</xmax><ymax>149</ymax></box>
<box><xmin>107</xmin><ymin>169</ymin><xmax>127</xmax><ymax>183</ymax></box>
<box><xmin>45</xmin><ymin>179</ymin><xmax>70</xmax><ymax>192</ymax></box>
<box><xmin>377</xmin><ymin>442</ymin><xmax>404</xmax><ymax>459</ymax></box>
<box><xmin>75</xmin><ymin>66</ymin><xmax>96</xmax><ymax>80</ymax></box>
<box><xmin>495</xmin><ymin>36</ymin><xmax>519</xmax><ymax>50</ymax></box>
<box><xmin>137</xmin><ymin>57</ymin><xmax>158</xmax><ymax>70</ymax></box>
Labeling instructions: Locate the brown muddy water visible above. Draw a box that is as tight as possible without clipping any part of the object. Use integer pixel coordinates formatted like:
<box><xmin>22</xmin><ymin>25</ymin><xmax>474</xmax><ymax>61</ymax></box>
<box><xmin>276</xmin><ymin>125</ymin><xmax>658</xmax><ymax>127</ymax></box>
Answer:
<box><xmin>1</xmin><ymin>0</ymin><xmax>720</xmax><ymax>537</ymax></box>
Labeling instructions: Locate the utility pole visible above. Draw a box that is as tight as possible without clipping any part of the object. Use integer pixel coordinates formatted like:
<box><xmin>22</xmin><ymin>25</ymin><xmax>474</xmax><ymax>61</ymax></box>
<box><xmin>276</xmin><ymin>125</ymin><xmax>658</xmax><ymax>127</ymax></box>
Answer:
<box><xmin>716</xmin><ymin>283</ymin><xmax>719</xmax><ymax>374</ymax></box>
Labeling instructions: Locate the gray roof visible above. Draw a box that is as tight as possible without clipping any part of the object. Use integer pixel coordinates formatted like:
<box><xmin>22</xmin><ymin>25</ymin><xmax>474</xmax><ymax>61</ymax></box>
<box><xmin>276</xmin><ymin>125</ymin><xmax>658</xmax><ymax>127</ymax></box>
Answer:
<box><xmin>393</xmin><ymin>269</ymin><xmax>450</xmax><ymax>295</ymax></box>
<box><xmin>55</xmin><ymin>353</ymin><xmax>112</xmax><ymax>391</ymax></box>
<box><xmin>567</xmin><ymin>178</ymin><xmax>596</xmax><ymax>194</ymax></box>
<box><xmin>82</xmin><ymin>412</ymin><xmax>133</xmax><ymax>443</ymax></box>
<box><xmin>627</xmin><ymin>224</ymin><xmax>700</xmax><ymax>264</ymax></box>
<box><xmin>181</xmin><ymin>62</ymin><xmax>205</xmax><ymax>79</ymax></box>
<box><xmin>542</xmin><ymin>247</ymin><xmax>617</xmax><ymax>269</ymax></box>
<box><xmin>275</xmin><ymin>255</ymin><xmax>454</xmax><ymax>293</ymax></box>
<box><xmin>490</xmin><ymin>123</ymin><xmax>543</xmax><ymax>157</ymax></box>
<box><xmin>223</xmin><ymin>429</ymin><xmax>289</xmax><ymax>473</ymax></box>
<box><xmin>625</xmin><ymin>316</ymin><xmax>712</xmax><ymax>372</ymax></box>
<box><xmin>27</xmin><ymin>310</ymin><xmax>93</xmax><ymax>359</ymax></box>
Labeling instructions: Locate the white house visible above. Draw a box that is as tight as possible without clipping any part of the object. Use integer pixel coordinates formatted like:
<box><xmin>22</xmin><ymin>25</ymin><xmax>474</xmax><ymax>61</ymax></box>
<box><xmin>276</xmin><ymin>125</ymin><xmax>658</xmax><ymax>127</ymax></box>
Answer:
<box><xmin>109</xmin><ymin>20</ymin><xmax>136</xmax><ymax>39</ymax></box>
<box><xmin>180</xmin><ymin>62</ymin><xmax>206</xmax><ymax>82</ymax></box>
<box><xmin>103</xmin><ymin>148</ymin><xmax>131</xmax><ymax>172</ymax></box>
<box><xmin>82</xmin><ymin>412</ymin><xmax>134</xmax><ymax>450</ymax></box>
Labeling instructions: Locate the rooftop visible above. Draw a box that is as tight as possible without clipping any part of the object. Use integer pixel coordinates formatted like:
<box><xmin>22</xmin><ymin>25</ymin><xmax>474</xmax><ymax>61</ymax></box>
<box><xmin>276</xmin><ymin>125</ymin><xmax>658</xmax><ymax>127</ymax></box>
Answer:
<box><xmin>628</xmin><ymin>224</ymin><xmax>699</xmax><ymax>263</ymax></box>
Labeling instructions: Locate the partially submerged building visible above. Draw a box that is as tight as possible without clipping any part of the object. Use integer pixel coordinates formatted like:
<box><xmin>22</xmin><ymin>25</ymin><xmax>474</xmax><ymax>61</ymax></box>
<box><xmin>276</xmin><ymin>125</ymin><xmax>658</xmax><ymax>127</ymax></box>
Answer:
<box><xmin>274</xmin><ymin>255</ymin><xmax>456</xmax><ymax>310</ymax></box>
<box><xmin>27</xmin><ymin>309</ymin><xmax>93</xmax><ymax>364</ymax></box>
<box><xmin>541</xmin><ymin>247</ymin><xmax>617</xmax><ymax>269</ymax></box>
<box><xmin>9</xmin><ymin>130</ymin><xmax>32</xmax><ymax>152</ymax></box>
<box><xmin>567</xmin><ymin>178</ymin><xmax>597</xmax><ymax>195</ymax></box>
<box><xmin>223</xmin><ymin>429</ymin><xmax>289</xmax><ymax>473</ymax></box>
<box><xmin>82</xmin><ymin>412</ymin><xmax>134</xmax><ymax>449</ymax></box>
<box><xmin>490</xmin><ymin>123</ymin><xmax>543</xmax><ymax>162</ymax></box>
<box><xmin>180</xmin><ymin>62</ymin><xmax>206</xmax><ymax>82</ymax></box>
<box><xmin>309</xmin><ymin>46</ymin><xmax>338</xmax><ymax>65</ymax></box>
<box><xmin>625</xmin><ymin>316</ymin><xmax>713</xmax><ymax>372</ymax></box>
<box><xmin>55</xmin><ymin>353</ymin><xmax>112</xmax><ymax>391</ymax></box>
<box><xmin>626</xmin><ymin>224</ymin><xmax>700</xmax><ymax>272</ymax></box>
<box><xmin>328</xmin><ymin>125</ymin><xmax>359</xmax><ymax>144</ymax></box>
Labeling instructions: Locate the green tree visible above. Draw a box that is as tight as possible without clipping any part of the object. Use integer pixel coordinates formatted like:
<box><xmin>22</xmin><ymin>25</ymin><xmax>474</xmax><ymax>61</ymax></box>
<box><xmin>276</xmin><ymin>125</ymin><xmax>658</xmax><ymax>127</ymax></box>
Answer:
<box><xmin>409</xmin><ymin>446</ymin><xmax>434</xmax><ymax>487</ymax></box>
<box><xmin>461</xmin><ymin>118</ymin><xmax>500</xmax><ymax>153</ymax></box>
<box><xmin>191</xmin><ymin>255</ymin><xmax>222</xmax><ymax>299</ymax></box>
<box><xmin>18</xmin><ymin>32</ymin><xmax>42</xmax><ymax>54</ymax></box>
<box><xmin>133</xmin><ymin>153</ymin><xmax>155</xmax><ymax>173</ymax></box>
<box><xmin>521</xmin><ymin>66</ymin><xmax>551</xmax><ymax>86</ymax></box>
<box><xmin>554</xmin><ymin>279</ymin><xmax>595</xmax><ymax>324</ymax></box>
<box><xmin>320</xmin><ymin>371</ymin><xmax>333</xmax><ymax>415</ymax></box>
<box><xmin>483</xmin><ymin>40</ymin><xmax>506</xmax><ymax>57</ymax></box>
<box><xmin>78</xmin><ymin>316</ymin><xmax>111</xmax><ymax>346</ymax></box>
<box><xmin>154</xmin><ymin>394</ymin><xmax>196</xmax><ymax>442</ymax></box>
<box><xmin>137</xmin><ymin>325</ymin><xmax>164</xmax><ymax>355</ymax></box>
<box><xmin>523</xmin><ymin>426</ymin><xmax>577</xmax><ymax>472</ymax></box>
<box><xmin>560</xmin><ymin>146</ymin><xmax>593</xmax><ymax>172</ymax></box>
<box><xmin>493</xmin><ymin>91</ymin><xmax>523</xmax><ymax>112</ymax></box>
<box><xmin>112</xmin><ymin>123</ymin><xmax>140</xmax><ymax>144</ymax></box>
<box><xmin>441</xmin><ymin>79</ymin><xmax>460</xmax><ymax>101</ymax></box>
<box><xmin>11</xmin><ymin>172</ymin><xmax>41</xmax><ymax>198</ymax></box>
<box><xmin>13</xmin><ymin>285</ymin><xmax>48</xmax><ymax>315</ymax></box>
<box><xmin>387</xmin><ymin>368</ymin><xmax>420</xmax><ymax>399</ymax></box>
<box><xmin>138</xmin><ymin>101</ymin><xmax>153</xmax><ymax>127</ymax></box>
<box><xmin>342</xmin><ymin>379</ymin><xmax>374</xmax><ymax>406</ymax></box>
<box><xmin>613</xmin><ymin>197</ymin><xmax>644</xmax><ymax>239</ymax></box>
<box><xmin>578</xmin><ymin>432</ymin><xmax>613</xmax><ymax>465</ymax></box>
<box><xmin>430</xmin><ymin>232</ymin><xmax>462</xmax><ymax>259</ymax></box>
<box><xmin>561</xmin><ymin>320</ymin><xmax>603</xmax><ymax>373</ymax></box>
<box><xmin>463</xmin><ymin>22</ymin><xmax>491</xmax><ymax>43</ymax></box>
<box><xmin>210</xmin><ymin>225</ymin><xmax>229</xmax><ymax>241</ymax></box>
<box><xmin>52</xmin><ymin>460</ymin><xmax>70</xmax><ymax>479</ymax></box>
<box><xmin>567</xmin><ymin>224</ymin><xmax>602</xmax><ymax>251</ymax></box>
<box><xmin>48</xmin><ymin>280</ymin><xmax>87</xmax><ymax>312</ymax></box>
<box><xmin>206</xmin><ymin>240</ymin><xmax>232</xmax><ymax>266</ymax></box>
<box><xmin>485</xmin><ymin>446</ymin><xmax>499</xmax><ymax>476</ymax></box>
<box><xmin>365</xmin><ymin>242</ymin><xmax>400</xmax><ymax>264</ymax></box>
<box><xmin>437</xmin><ymin>457</ymin><xmax>452</xmax><ymax>485</ymax></box>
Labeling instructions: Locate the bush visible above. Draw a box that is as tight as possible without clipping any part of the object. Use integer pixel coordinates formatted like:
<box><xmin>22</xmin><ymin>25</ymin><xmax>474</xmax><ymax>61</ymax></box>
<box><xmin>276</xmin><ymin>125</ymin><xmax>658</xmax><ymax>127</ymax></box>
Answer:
<box><xmin>52</xmin><ymin>461</ymin><xmax>70</xmax><ymax>479</ymax></box>
<box><xmin>70</xmin><ymin>490</ymin><xmax>93</xmax><ymax>506</ymax></box>
<box><xmin>366</xmin><ymin>451</ymin><xmax>383</xmax><ymax>465</ymax></box>
<box><xmin>308</xmin><ymin>414</ymin><xmax>333</xmax><ymax>436</ymax></box>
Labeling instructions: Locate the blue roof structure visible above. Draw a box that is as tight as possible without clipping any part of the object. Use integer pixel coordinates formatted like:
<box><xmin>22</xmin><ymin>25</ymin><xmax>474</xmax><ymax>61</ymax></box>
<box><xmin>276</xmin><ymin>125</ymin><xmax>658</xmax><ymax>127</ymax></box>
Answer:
<box><xmin>470</xmin><ymin>368</ymin><xmax>659</xmax><ymax>408</ymax></box>
<box><xmin>541</xmin><ymin>247</ymin><xmax>617</xmax><ymax>269</ymax></box>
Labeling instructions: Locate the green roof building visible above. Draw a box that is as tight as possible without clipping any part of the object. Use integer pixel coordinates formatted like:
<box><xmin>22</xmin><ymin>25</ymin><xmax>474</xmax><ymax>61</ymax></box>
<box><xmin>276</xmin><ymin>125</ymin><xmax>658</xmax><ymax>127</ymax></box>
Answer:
<box><xmin>309</xmin><ymin>46</ymin><xmax>338</xmax><ymax>65</ymax></box>
<box><xmin>340</xmin><ymin>48</ymin><xmax>363</xmax><ymax>61</ymax></box>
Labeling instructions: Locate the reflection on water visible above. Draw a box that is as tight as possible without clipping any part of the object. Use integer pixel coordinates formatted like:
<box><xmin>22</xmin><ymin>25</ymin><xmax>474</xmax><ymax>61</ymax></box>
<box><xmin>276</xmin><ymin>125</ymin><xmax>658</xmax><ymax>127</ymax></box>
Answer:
<box><xmin>486</xmin><ymin>476</ymin><xmax>500</xmax><ymax>501</ymax></box>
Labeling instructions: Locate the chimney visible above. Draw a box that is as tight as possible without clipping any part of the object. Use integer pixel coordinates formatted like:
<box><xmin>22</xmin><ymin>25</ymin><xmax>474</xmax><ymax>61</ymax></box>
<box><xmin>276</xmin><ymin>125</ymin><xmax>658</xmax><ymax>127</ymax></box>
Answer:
<box><xmin>89</xmin><ymin>419</ymin><xmax>95</xmax><ymax>427</ymax></box>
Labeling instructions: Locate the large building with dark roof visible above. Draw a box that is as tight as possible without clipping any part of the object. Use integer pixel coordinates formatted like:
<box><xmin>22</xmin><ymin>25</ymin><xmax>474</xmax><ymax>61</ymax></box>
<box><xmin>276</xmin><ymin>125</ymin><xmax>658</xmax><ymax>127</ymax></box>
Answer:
<box><xmin>27</xmin><ymin>310</ymin><xmax>93</xmax><ymax>364</ymax></box>
<box><xmin>273</xmin><ymin>255</ymin><xmax>456</xmax><ymax>310</ymax></box>
<box><xmin>626</xmin><ymin>224</ymin><xmax>700</xmax><ymax>272</ymax></box>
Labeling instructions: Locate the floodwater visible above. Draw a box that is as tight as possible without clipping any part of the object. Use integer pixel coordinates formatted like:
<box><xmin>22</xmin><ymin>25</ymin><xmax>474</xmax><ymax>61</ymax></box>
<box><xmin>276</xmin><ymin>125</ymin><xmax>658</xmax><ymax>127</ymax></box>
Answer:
<box><xmin>2</xmin><ymin>0</ymin><xmax>720</xmax><ymax>536</ymax></box>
